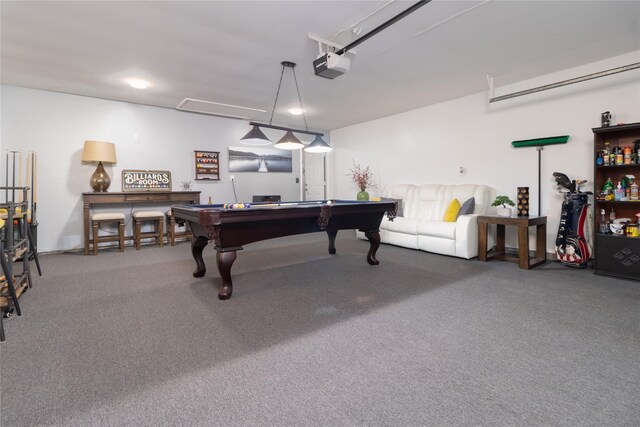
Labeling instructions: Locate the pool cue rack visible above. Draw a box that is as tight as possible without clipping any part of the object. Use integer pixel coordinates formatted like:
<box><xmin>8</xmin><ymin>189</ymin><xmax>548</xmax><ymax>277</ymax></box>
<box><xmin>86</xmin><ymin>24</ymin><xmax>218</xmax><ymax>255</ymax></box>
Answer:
<box><xmin>0</xmin><ymin>150</ymin><xmax>40</xmax><ymax>342</ymax></box>
<box><xmin>0</xmin><ymin>188</ymin><xmax>34</xmax><ymax>342</ymax></box>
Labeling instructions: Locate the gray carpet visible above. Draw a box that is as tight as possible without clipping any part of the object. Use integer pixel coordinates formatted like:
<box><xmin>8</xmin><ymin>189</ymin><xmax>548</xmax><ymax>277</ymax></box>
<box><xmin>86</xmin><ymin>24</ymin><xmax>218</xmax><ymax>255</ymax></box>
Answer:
<box><xmin>1</xmin><ymin>233</ymin><xmax>639</xmax><ymax>426</ymax></box>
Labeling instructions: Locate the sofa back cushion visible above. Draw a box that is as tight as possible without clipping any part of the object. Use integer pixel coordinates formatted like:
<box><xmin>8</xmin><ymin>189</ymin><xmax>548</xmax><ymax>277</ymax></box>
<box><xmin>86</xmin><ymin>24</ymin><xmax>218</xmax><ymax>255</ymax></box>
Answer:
<box><xmin>387</xmin><ymin>184</ymin><xmax>418</xmax><ymax>218</ymax></box>
<box><xmin>388</xmin><ymin>184</ymin><xmax>492</xmax><ymax>220</ymax></box>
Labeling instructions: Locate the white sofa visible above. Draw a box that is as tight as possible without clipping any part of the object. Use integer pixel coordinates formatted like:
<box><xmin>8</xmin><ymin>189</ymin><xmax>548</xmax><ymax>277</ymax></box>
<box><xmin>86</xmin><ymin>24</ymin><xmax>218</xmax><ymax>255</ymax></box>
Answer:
<box><xmin>359</xmin><ymin>184</ymin><xmax>494</xmax><ymax>259</ymax></box>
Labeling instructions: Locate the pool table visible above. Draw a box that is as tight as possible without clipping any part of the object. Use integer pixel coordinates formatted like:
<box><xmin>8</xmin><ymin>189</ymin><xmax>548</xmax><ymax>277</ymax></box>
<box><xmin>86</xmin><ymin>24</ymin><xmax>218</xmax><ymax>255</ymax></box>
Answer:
<box><xmin>172</xmin><ymin>200</ymin><xmax>397</xmax><ymax>300</ymax></box>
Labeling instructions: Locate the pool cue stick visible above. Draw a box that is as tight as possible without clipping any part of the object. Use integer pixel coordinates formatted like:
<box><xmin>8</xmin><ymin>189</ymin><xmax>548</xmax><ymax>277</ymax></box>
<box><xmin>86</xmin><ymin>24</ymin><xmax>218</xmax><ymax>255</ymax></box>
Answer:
<box><xmin>4</xmin><ymin>150</ymin><xmax>8</xmax><ymax>201</ymax></box>
<box><xmin>33</xmin><ymin>152</ymin><xmax>37</xmax><ymax>204</ymax></box>
<box><xmin>33</xmin><ymin>152</ymin><xmax>37</xmax><ymax>220</ymax></box>
<box><xmin>18</xmin><ymin>151</ymin><xmax>23</xmax><ymax>203</ymax></box>
<box><xmin>11</xmin><ymin>150</ymin><xmax>16</xmax><ymax>202</ymax></box>
<box><xmin>27</xmin><ymin>152</ymin><xmax>32</xmax><ymax>220</ymax></box>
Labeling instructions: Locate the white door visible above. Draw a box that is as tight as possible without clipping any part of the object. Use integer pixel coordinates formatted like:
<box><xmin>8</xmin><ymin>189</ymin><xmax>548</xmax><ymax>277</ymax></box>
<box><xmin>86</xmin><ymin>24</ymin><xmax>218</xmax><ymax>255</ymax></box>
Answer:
<box><xmin>303</xmin><ymin>152</ymin><xmax>326</xmax><ymax>200</ymax></box>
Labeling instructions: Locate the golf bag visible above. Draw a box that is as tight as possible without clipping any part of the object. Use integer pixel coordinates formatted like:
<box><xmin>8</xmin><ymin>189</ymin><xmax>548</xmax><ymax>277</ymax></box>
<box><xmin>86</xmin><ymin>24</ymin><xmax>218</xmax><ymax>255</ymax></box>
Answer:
<box><xmin>553</xmin><ymin>172</ymin><xmax>593</xmax><ymax>268</ymax></box>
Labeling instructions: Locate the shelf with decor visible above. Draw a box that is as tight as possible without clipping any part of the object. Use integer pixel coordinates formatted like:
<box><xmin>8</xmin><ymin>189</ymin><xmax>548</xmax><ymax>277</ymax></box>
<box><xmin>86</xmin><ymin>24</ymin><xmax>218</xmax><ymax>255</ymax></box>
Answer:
<box><xmin>593</xmin><ymin>122</ymin><xmax>640</xmax><ymax>280</ymax></box>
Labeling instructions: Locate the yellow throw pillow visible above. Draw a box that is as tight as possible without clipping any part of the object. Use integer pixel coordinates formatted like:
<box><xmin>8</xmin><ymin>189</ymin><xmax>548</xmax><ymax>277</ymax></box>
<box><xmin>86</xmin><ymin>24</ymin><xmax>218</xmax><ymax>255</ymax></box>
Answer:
<box><xmin>443</xmin><ymin>198</ymin><xmax>461</xmax><ymax>222</ymax></box>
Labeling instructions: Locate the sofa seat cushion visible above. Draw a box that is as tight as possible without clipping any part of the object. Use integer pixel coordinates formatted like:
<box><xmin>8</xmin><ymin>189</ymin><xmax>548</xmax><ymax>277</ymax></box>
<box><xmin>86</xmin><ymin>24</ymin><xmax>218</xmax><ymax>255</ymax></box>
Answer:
<box><xmin>383</xmin><ymin>216</ymin><xmax>418</xmax><ymax>234</ymax></box>
<box><xmin>417</xmin><ymin>220</ymin><xmax>456</xmax><ymax>240</ymax></box>
<box><xmin>417</xmin><ymin>235</ymin><xmax>456</xmax><ymax>256</ymax></box>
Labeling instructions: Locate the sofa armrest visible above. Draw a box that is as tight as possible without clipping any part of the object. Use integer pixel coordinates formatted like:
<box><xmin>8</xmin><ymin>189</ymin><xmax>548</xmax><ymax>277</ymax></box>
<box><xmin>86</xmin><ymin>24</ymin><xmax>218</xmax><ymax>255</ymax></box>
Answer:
<box><xmin>455</xmin><ymin>214</ymin><xmax>493</xmax><ymax>259</ymax></box>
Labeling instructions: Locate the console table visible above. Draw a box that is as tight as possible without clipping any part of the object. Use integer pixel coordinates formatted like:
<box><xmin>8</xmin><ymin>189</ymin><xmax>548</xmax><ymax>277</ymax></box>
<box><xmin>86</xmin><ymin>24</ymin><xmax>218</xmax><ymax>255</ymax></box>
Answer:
<box><xmin>477</xmin><ymin>215</ymin><xmax>547</xmax><ymax>270</ymax></box>
<box><xmin>82</xmin><ymin>191</ymin><xmax>200</xmax><ymax>255</ymax></box>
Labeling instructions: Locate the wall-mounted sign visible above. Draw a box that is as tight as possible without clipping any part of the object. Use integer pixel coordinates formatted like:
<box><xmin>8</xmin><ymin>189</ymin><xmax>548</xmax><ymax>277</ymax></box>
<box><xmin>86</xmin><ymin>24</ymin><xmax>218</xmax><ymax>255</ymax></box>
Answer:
<box><xmin>122</xmin><ymin>170</ymin><xmax>172</xmax><ymax>192</ymax></box>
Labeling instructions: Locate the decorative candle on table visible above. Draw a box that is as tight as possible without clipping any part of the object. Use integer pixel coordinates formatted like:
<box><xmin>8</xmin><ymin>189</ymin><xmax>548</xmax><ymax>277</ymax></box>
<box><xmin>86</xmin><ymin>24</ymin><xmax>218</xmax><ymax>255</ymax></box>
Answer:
<box><xmin>517</xmin><ymin>187</ymin><xmax>529</xmax><ymax>216</ymax></box>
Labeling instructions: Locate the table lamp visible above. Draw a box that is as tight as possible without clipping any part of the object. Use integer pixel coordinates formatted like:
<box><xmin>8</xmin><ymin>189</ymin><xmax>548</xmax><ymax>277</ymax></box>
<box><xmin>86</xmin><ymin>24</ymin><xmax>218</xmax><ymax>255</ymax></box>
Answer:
<box><xmin>82</xmin><ymin>140</ymin><xmax>117</xmax><ymax>192</ymax></box>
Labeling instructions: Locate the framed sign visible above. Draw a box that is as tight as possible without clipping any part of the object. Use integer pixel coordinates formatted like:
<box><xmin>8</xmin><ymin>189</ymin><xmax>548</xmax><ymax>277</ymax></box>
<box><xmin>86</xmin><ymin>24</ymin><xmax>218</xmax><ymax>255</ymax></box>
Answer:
<box><xmin>195</xmin><ymin>150</ymin><xmax>220</xmax><ymax>180</ymax></box>
<box><xmin>122</xmin><ymin>170</ymin><xmax>172</xmax><ymax>192</ymax></box>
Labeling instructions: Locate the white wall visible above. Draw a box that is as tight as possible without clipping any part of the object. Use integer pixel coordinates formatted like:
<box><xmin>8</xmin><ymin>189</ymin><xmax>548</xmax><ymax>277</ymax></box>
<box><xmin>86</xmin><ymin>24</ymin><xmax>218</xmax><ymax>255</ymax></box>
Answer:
<box><xmin>329</xmin><ymin>51</ymin><xmax>640</xmax><ymax>252</ymax></box>
<box><xmin>1</xmin><ymin>86</ymin><xmax>303</xmax><ymax>252</ymax></box>
<box><xmin>2</xmin><ymin>51</ymin><xmax>638</xmax><ymax>254</ymax></box>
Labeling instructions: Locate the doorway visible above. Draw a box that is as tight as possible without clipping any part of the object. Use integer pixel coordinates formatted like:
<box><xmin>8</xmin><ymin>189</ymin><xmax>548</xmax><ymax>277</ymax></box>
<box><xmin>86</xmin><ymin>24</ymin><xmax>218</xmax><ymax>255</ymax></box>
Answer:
<box><xmin>303</xmin><ymin>151</ymin><xmax>326</xmax><ymax>200</ymax></box>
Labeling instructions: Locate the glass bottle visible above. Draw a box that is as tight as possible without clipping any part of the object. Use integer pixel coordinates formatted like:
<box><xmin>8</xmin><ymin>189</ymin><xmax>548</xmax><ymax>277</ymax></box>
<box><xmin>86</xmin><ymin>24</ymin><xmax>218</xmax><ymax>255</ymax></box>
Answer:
<box><xmin>599</xmin><ymin>209</ymin><xmax>608</xmax><ymax>234</ymax></box>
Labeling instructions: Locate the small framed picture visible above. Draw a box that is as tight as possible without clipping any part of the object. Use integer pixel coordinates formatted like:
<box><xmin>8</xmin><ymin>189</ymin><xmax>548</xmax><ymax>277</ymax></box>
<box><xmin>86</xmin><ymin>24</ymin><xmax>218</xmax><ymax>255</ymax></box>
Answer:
<box><xmin>194</xmin><ymin>150</ymin><xmax>220</xmax><ymax>180</ymax></box>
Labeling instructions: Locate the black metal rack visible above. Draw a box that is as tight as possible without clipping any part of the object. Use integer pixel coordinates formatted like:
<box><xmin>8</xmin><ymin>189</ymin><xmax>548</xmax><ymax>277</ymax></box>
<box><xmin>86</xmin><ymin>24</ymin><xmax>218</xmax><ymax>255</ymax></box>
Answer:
<box><xmin>0</xmin><ymin>186</ymin><xmax>40</xmax><ymax>342</ymax></box>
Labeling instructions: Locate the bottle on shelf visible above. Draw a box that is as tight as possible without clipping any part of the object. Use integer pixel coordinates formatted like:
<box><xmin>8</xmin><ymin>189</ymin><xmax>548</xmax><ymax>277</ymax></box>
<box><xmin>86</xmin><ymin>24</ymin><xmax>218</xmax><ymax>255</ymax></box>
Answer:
<box><xmin>599</xmin><ymin>209</ymin><xmax>608</xmax><ymax>234</ymax></box>
<box><xmin>603</xmin><ymin>177</ymin><xmax>614</xmax><ymax>193</ymax></box>
<box><xmin>603</xmin><ymin>142</ymin><xmax>611</xmax><ymax>166</ymax></box>
<box><xmin>624</xmin><ymin>146</ymin><xmax>633</xmax><ymax>165</ymax></box>
<box><xmin>631</xmin><ymin>180</ymin><xmax>639</xmax><ymax>201</ymax></box>
<box><xmin>613</xmin><ymin>145</ymin><xmax>623</xmax><ymax>165</ymax></box>
<box><xmin>602</xmin><ymin>177</ymin><xmax>615</xmax><ymax>201</ymax></box>
<box><xmin>610</xmin><ymin>208</ymin><xmax>616</xmax><ymax>221</ymax></box>
<box><xmin>614</xmin><ymin>182</ymin><xmax>624</xmax><ymax>201</ymax></box>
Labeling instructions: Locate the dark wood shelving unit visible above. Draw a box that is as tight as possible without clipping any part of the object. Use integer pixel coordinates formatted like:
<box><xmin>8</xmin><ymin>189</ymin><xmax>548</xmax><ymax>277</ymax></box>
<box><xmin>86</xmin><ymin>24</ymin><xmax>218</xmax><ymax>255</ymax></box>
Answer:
<box><xmin>593</xmin><ymin>122</ymin><xmax>640</xmax><ymax>280</ymax></box>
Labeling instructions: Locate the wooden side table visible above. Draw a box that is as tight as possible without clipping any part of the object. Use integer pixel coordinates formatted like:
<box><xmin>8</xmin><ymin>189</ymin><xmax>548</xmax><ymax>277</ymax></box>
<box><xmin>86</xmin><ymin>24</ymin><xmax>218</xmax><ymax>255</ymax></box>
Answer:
<box><xmin>478</xmin><ymin>215</ymin><xmax>547</xmax><ymax>270</ymax></box>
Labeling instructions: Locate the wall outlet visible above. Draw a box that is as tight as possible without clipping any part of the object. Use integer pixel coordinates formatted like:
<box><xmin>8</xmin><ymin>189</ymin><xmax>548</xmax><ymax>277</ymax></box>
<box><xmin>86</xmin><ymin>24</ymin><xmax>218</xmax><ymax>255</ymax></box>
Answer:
<box><xmin>229</xmin><ymin>174</ymin><xmax>235</xmax><ymax>182</ymax></box>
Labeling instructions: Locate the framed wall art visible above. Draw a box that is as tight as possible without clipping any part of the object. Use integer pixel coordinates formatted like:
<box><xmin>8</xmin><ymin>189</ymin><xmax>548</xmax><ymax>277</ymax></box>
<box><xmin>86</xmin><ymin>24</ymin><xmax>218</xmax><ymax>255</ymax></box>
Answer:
<box><xmin>195</xmin><ymin>150</ymin><xmax>220</xmax><ymax>180</ymax></box>
<box><xmin>228</xmin><ymin>146</ymin><xmax>292</xmax><ymax>173</ymax></box>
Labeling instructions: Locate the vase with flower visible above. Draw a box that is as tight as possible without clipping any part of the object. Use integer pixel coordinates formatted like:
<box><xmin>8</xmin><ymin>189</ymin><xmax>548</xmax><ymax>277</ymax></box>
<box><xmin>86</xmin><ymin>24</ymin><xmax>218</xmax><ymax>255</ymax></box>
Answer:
<box><xmin>349</xmin><ymin>162</ymin><xmax>374</xmax><ymax>201</ymax></box>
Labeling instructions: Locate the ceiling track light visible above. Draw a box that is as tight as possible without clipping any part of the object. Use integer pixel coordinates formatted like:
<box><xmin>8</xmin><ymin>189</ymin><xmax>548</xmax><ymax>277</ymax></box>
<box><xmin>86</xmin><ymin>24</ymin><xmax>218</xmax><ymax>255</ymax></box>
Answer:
<box><xmin>239</xmin><ymin>61</ymin><xmax>332</xmax><ymax>153</ymax></box>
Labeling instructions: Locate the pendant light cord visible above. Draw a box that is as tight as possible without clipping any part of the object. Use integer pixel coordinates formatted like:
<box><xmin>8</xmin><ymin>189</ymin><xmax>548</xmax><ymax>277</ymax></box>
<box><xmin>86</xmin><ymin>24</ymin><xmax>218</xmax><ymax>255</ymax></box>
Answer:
<box><xmin>268</xmin><ymin>64</ymin><xmax>286</xmax><ymax>126</ymax></box>
<box><xmin>268</xmin><ymin>61</ymin><xmax>308</xmax><ymax>131</ymax></box>
<box><xmin>291</xmin><ymin>66</ymin><xmax>309</xmax><ymax>131</ymax></box>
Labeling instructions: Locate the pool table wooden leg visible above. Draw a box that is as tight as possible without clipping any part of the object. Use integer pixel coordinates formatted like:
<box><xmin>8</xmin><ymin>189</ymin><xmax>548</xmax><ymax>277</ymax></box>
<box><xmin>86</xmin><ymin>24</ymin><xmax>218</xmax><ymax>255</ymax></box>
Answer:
<box><xmin>216</xmin><ymin>250</ymin><xmax>237</xmax><ymax>300</ymax></box>
<box><xmin>364</xmin><ymin>230</ymin><xmax>381</xmax><ymax>265</ymax></box>
<box><xmin>191</xmin><ymin>236</ymin><xmax>209</xmax><ymax>278</ymax></box>
<box><xmin>326</xmin><ymin>230</ymin><xmax>337</xmax><ymax>254</ymax></box>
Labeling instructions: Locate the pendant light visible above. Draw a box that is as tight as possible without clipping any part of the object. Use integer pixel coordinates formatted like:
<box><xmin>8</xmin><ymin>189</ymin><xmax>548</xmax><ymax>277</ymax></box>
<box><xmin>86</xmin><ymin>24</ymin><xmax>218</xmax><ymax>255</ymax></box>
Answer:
<box><xmin>240</xmin><ymin>61</ymin><xmax>331</xmax><ymax>152</ymax></box>
<box><xmin>239</xmin><ymin>125</ymin><xmax>271</xmax><ymax>146</ymax></box>
<box><xmin>275</xmin><ymin>130</ymin><xmax>304</xmax><ymax>150</ymax></box>
<box><xmin>305</xmin><ymin>134</ymin><xmax>332</xmax><ymax>153</ymax></box>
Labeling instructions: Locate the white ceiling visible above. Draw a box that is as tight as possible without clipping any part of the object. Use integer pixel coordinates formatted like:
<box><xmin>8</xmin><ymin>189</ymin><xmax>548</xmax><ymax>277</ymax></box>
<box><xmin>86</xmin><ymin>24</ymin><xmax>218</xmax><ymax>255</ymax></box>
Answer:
<box><xmin>2</xmin><ymin>1</ymin><xmax>639</xmax><ymax>131</ymax></box>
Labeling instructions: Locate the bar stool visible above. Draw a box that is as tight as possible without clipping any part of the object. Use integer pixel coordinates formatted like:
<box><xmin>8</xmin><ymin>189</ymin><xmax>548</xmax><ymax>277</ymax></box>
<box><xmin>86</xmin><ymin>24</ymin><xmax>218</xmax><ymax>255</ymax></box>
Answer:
<box><xmin>91</xmin><ymin>213</ymin><xmax>125</xmax><ymax>255</ymax></box>
<box><xmin>166</xmin><ymin>209</ymin><xmax>191</xmax><ymax>246</ymax></box>
<box><xmin>132</xmin><ymin>211</ymin><xmax>164</xmax><ymax>250</ymax></box>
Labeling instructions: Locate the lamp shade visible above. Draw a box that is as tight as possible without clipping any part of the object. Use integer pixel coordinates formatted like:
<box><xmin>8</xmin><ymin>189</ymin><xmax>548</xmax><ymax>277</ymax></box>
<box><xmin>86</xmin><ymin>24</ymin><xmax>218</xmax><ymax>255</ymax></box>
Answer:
<box><xmin>304</xmin><ymin>135</ymin><xmax>332</xmax><ymax>153</ymax></box>
<box><xmin>82</xmin><ymin>140</ymin><xmax>117</xmax><ymax>163</ymax></box>
<box><xmin>274</xmin><ymin>130</ymin><xmax>304</xmax><ymax>150</ymax></box>
<box><xmin>240</xmin><ymin>125</ymin><xmax>272</xmax><ymax>146</ymax></box>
